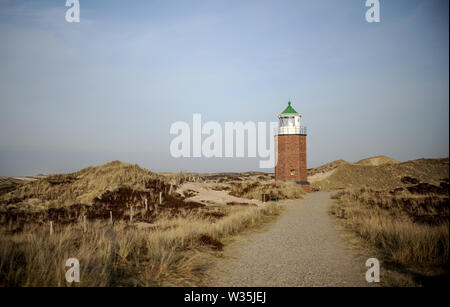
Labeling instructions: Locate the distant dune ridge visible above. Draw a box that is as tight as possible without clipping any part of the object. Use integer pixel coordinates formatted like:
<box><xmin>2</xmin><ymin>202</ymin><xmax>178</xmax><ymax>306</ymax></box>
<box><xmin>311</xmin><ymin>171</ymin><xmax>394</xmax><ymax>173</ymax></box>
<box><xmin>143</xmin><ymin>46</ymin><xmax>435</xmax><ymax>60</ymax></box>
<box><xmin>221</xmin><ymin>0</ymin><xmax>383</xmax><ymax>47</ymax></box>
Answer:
<box><xmin>354</xmin><ymin>155</ymin><xmax>399</xmax><ymax>166</ymax></box>
<box><xmin>0</xmin><ymin>160</ymin><xmax>172</xmax><ymax>209</ymax></box>
<box><xmin>2</xmin><ymin>156</ymin><xmax>447</xmax><ymax>205</ymax></box>
<box><xmin>0</xmin><ymin>160</ymin><xmax>302</xmax><ymax>227</ymax></box>
<box><xmin>308</xmin><ymin>156</ymin><xmax>448</xmax><ymax>191</ymax></box>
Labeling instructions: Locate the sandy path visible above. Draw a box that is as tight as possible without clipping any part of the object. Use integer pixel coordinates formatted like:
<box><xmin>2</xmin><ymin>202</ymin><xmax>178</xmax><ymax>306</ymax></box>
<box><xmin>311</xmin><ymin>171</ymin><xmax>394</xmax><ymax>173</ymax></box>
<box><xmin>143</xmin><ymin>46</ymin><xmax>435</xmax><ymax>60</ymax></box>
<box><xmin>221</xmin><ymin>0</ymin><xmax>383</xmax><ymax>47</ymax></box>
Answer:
<box><xmin>207</xmin><ymin>192</ymin><xmax>374</xmax><ymax>286</ymax></box>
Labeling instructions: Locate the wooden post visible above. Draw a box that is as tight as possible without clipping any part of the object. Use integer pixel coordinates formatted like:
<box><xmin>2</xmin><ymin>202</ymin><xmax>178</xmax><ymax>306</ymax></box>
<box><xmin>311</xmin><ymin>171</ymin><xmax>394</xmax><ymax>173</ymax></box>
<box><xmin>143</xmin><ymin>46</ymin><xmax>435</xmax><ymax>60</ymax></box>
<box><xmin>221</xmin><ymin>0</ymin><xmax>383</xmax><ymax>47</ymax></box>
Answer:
<box><xmin>145</xmin><ymin>198</ymin><xmax>148</xmax><ymax>211</ymax></box>
<box><xmin>110</xmin><ymin>211</ymin><xmax>113</xmax><ymax>224</ymax></box>
<box><xmin>50</xmin><ymin>221</ymin><xmax>53</xmax><ymax>235</ymax></box>
<box><xmin>130</xmin><ymin>206</ymin><xmax>133</xmax><ymax>222</ymax></box>
<box><xmin>159</xmin><ymin>192</ymin><xmax>162</xmax><ymax>205</ymax></box>
<box><xmin>83</xmin><ymin>215</ymin><xmax>87</xmax><ymax>233</ymax></box>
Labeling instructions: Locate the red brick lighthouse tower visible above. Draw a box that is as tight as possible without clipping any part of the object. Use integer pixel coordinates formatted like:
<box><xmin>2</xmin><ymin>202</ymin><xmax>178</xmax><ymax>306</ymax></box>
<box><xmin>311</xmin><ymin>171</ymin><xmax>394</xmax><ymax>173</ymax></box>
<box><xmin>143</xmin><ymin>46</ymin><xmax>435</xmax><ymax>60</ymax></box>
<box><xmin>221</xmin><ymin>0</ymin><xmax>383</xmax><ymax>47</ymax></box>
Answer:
<box><xmin>275</xmin><ymin>101</ymin><xmax>310</xmax><ymax>192</ymax></box>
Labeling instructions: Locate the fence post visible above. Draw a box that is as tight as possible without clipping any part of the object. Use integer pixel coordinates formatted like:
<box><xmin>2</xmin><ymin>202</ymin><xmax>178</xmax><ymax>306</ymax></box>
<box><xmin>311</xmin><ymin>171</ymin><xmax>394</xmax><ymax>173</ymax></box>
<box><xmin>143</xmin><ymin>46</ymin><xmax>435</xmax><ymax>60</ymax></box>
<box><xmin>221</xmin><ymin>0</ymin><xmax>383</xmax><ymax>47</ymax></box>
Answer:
<box><xmin>159</xmin><ymin>192</ymin><xmax>162</xmax><ymax>205</ymax></box>
<box><xmin>145</xmin><ymin>198</ymin><xmax>148</xmax><ymax>211</ymax></box>
<box><xmin>83</xmin><ymin>215</ymin><xmax>87</xmax><ymax>233</ymax></box>
<box><xmin>50</xmin><ymin>221</ymin><xmax>53</xmax><ymax>235</ymax></box>
<box><xmin>130</xmin><ymin>206</ymin><xmax>133</xmax><ymax>222</ymax></box>
<box><xmin>110</xmin><ymin>211</ymin><xmax>113</xmax><ymax>224</ymax></box>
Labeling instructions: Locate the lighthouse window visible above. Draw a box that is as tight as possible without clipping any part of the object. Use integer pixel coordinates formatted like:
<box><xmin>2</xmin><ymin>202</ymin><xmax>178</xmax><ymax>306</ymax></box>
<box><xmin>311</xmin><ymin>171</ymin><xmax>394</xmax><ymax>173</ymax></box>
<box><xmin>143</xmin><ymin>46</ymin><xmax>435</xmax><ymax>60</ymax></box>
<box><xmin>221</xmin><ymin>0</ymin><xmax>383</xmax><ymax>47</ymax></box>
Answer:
<box><xmin>290</xmin><ymin>169</ymin><xmax>295</xmax><ymax>175</ymax></box>
<box><xmin>288</xmin><ymin>117</ymin><xmax>295</xmax><ymax>126</ymax></box>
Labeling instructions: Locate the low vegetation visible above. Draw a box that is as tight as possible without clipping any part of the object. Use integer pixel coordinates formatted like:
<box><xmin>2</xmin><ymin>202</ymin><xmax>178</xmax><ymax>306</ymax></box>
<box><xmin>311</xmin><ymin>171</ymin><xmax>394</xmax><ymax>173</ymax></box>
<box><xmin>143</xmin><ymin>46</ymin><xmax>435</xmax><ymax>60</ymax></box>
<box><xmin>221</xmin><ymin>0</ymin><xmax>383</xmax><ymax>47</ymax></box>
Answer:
<box><xmin>0</xmin><ymin>161</ymin><xmax>296</xmax><ymax>286</ymax></box>
<box><xmin>330</xmin><ymin>176</ymin><xmax>449</xmax><ymax>285</ymax></box>
<box><xmin>0</xmin><ymin>203</ymin><xmax>281</xmax><ymax>286</ymax></box>
<box><xmin>228</xmin><ymin>180</ymin><xmax>306</xmax><ymax>200</ymax></box>
<box><xmin>0</xmin><ymin>161</ymin><xmax>180</xmax><ymax>208</ymax></box>
<box><xmin>309</xmin><ymin>156</ymin><xmax>450</xmax><ymax>285</ymax></box>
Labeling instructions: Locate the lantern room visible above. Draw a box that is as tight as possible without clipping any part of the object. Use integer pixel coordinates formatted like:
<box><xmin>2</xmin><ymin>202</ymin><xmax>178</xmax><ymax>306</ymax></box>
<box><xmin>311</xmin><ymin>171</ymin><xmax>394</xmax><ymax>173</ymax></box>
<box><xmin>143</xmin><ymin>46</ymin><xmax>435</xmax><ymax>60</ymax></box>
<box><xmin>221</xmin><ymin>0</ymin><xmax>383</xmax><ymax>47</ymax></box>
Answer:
<box><xmin>278</xmin><ymin>101</ymin><xmax>302</xmax><ymax>135</ymax></box>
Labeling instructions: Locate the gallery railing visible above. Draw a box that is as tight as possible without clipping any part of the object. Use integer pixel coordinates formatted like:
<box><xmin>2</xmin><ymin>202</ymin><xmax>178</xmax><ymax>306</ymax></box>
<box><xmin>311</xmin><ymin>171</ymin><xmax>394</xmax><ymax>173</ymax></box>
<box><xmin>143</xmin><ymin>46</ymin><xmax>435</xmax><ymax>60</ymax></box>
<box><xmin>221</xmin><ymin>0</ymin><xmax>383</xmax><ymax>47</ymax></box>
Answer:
<box><xmin>277</xmin><ymin>126</ymin><xmax>307</xmax><ymax>135</ymax></box>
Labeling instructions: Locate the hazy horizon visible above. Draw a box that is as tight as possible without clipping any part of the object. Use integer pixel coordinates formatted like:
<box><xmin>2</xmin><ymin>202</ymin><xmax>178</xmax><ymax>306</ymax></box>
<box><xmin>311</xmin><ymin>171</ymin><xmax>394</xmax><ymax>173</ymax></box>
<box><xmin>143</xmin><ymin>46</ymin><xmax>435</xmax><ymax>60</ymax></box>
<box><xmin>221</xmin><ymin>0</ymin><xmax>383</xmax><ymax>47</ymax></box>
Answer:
<box><xmin>1</xmin><ymin>0</ymin><xmax>449</xmax><ymax>176</ymax></box>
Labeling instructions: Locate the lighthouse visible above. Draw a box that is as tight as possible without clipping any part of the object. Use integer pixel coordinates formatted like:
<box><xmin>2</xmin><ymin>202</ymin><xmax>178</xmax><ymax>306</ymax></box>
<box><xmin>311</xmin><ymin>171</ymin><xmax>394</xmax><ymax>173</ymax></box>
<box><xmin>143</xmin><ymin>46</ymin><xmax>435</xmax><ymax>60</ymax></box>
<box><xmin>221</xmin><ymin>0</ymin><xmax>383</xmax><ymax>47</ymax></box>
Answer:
<box><xmin>275</xmin><ymin>101</ymin><xmax>310</xmax><ymax>192</ymax></box>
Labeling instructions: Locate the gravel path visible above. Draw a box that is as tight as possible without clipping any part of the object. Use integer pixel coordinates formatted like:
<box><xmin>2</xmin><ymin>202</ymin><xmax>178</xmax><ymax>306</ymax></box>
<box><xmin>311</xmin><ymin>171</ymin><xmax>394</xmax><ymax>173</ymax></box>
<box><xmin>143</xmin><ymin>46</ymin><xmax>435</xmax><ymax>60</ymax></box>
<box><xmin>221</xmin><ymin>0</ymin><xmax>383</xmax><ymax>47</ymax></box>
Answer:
<box><xmin>207</xmin><ymin>192</ymin><xmax>374</xmax><ymax>286</ymax></box>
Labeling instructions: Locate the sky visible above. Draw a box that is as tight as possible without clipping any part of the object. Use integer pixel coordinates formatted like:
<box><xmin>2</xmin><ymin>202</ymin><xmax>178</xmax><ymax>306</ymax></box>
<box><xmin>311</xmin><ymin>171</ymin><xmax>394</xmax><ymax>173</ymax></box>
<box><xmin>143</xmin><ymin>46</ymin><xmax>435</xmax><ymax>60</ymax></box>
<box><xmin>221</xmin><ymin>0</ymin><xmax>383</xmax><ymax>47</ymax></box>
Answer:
<box><xmin>0</xmin><ymin>0</ymin><xmax>448</xmax><ymax>176</ymax></box>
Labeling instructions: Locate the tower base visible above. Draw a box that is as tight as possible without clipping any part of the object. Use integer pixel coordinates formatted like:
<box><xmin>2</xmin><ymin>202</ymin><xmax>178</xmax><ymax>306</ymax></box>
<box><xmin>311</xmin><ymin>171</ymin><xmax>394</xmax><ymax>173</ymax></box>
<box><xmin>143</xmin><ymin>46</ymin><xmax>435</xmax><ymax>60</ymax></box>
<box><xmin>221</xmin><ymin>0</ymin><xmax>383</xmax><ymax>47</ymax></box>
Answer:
<box><xmin>296</xmin><ymin>180</ymin><xmax>311</xmax><ymax>193</ymax></box>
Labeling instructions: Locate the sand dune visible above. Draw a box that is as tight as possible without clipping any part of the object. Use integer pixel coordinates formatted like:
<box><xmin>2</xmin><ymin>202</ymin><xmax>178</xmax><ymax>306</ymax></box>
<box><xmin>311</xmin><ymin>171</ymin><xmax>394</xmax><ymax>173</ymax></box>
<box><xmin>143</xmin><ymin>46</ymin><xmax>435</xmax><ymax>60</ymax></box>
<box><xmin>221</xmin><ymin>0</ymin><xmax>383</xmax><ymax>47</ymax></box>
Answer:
<box><xmin>355</xmin><ymin>155</ymin><xmax>399</xmax><ymax>166</ymax></box>
<box><xmin>308</xmin><ymin>157</ymin><xmax>448</xmax><ymax>191</ymax></box>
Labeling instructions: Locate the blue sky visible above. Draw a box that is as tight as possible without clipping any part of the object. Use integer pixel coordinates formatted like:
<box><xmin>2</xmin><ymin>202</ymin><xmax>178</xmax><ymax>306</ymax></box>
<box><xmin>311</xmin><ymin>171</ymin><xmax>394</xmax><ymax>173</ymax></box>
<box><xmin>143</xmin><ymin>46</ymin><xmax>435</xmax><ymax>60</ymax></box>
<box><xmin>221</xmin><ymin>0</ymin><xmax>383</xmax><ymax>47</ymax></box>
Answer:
<box><xmin>0</xmin><ymin>0</ymin><xmax>448</xmax><ymax>175</ymax></box>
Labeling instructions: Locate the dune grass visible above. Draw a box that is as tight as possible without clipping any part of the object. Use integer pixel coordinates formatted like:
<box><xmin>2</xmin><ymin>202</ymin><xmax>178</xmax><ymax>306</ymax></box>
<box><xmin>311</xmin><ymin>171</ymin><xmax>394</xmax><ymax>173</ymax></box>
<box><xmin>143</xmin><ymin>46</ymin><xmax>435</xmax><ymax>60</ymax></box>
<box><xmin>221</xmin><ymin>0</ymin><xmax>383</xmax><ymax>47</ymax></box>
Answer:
<box><xmin>0</xmin><ymin>203</ymin><xmax>281</xmax><ymax>286</ymax></box>
<box><xmin>228</xmin><ymin>180</ymin><xmax>306</xmax><ymax>200</ymax></box>
<box><xmin>0</xmin><ymin>161</ymin><xmax>186</xmax><ymax>209</ymax></box>
<box><xmin>331</xmin><ymin>188</ymin><xmax>449</xmax><ymax>269</ymax></box>
<box><xmin>0</xmin><ymin>161</ymin><xmax>290</xmax><ymax>286</ymax></box>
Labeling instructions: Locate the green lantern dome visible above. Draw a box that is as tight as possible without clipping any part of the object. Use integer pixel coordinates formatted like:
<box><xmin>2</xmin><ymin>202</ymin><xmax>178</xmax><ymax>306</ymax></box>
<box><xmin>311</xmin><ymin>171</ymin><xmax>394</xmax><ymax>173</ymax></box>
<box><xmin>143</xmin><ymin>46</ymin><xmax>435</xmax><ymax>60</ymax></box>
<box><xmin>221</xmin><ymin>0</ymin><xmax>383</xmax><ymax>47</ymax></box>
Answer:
<box><xmin>281</xmin><ymin>101</ymin><xmax>298</xmax><ymax>114</ymax></box>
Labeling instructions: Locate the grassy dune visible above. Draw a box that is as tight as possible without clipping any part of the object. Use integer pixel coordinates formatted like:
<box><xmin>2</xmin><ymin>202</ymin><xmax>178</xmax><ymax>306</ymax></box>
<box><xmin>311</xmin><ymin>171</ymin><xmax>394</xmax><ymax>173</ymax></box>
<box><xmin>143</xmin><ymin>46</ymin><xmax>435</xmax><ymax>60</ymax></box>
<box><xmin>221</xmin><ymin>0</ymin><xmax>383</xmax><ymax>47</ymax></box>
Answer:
<box><xmin>354</xmin><ymin>155</ymin><xmax>399</xmax><ymax>166</ymax></box>
<box><xmin>323</xmin><ymin>157</ymin><xmax>449</xmax><ymax>286</ymax></box>
<box><xmin>309</xmin><ymin>157</ymin><xmax>448</xmax><ymax>191</ymax></box>
<box><xmin>0</xmin><ymin>161</ymin><xmax>174</xmax><ymax>208</ymax></box>
<box><xmin>0</xmin><ymin>161</ymin><xmax>304</xmax><ymax>286</ymax></box>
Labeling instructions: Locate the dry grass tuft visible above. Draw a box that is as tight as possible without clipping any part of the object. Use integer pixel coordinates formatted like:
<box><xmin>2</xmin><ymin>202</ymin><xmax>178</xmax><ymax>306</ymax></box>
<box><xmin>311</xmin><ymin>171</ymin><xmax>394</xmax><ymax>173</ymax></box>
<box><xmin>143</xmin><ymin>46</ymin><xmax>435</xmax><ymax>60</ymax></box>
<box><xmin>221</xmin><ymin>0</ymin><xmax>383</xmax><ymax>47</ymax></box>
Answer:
<box><xmin>228</xmin><ymin>180</ymin><xmax>306</xmax><ymax>200</ymax></box>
